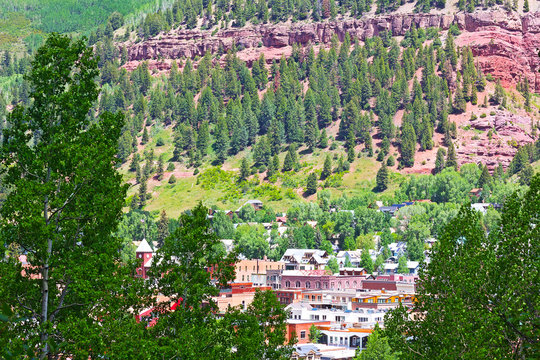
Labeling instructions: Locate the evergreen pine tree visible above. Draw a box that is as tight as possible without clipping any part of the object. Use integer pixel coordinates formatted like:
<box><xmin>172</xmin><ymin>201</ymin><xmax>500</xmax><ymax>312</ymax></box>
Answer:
<box><xmin>305</xmin><ymin>173</ymin><xmax>318</xmax><ymax>195</ymax></box>
<box><xmin>130</xmin><ymin>194</ymin><xmax>139</xmax><ymax>210</ymax></box>
<box><xmin>141</xmin><ymin>127</ymin><xmax>149</xmax><ymax>144</ymax></box>
<box><xmin>282</xmin><ymin>150</ymin><xmax>294</xmax><ymax>172</ymax></box>
<box><xmin>253</xmin><ymin>135</ymin><xmax>271</xmax><ymax>166</ymax></box>
<box><xmin>318</xmin><ymin>92</ymin><xmax>333</xmax><ymax>128</ymax></box>
<box><xmin>318</xmin><ymin>129</ymin><xmax>329</xmax><ymax>148</ymax></box>
<box><xmin>446</xmin><ymin>142</ymin><xmax>458</xmax><ymax>171</ymax></box>
<box><xmin>268</xmin><ymin>118</ymin><xmax>282</xmax><ymax>155</ymax></box>
<box><xmin>157</xmin><ymin>155</ymin><xmax>164</xmax><ymax>181</ymax></box>
<box><xmin>495</xmin><ymin>162</ymin><xmax>505</xmax><ymax>180</ymax></box>
<box><xmin>471</xmin><ymin>83</ymin><xmax>478</xmax><ymax>105</ymax></box>
<box><xmin>376</xmin><ymin>162</ymin><xmax>389</xmax><ymax>192</ymax></box>
<box><xmin>453</xmin><ymin>83</ymin><xmax>466</xmax><ymax>113</ymax></box>
<box><xmin>157</xmin><ymin>210</ymin><xmax>170</xmax><ymax>247</ymax></box>
<box><xmin>239</xmin><ymin>157</ymin><xmax>250</xmax><ymax>182</ymax></box>
<box><xmin>129</xmin><ymin>153</ymin><xmax>140</xmax><ymax>172</ymax></box>
<box><xmin>400</xmin><ymin>121</ymin><xmax>416</xmax><ymax>167</ymax></box>
<box><xmin>214</xmin><ymin>115</ymin><xmax>230</xmax><ymax>163</ymax></box>
<box><xmin>267</xmin><ymin>154</ymin><xmax>279</xmax><ymax>178</ymax></box>
<box><xmin>524</xmin><ymin>0</ymin><xmax>530</xmax><ymax>12</ymax></box>
<box><xmin>138</xmin><ymin>177</ymin><xmax>148</xmax><ymax>208</ymax></box>
<box><xmin>434</xmin><ymin>148</ymin><xmax>446</xmax><ymax>174</ymax></box>
<box><xmin>304</xmin><ymin>108</ymin><xmax>319</xmax><ymax>151</ymax></box>
<box><xmin>197</xmin><ymin>120</ymin><xmax>210</xmax><ymax>156</ymax></box>
<box><xmin>348</xmin><ymin>145</ymin><xmax>355</xmax><ymax>163</ymax></box>
<box><xmin>478</xmin><ymin>165</ymin><xmax>492</xmax><ymax>188</ymax></box>
<box><xmin>321</xmin><ymin>155</ymin><xmax>332</xmax><ymax>180</ymax></box>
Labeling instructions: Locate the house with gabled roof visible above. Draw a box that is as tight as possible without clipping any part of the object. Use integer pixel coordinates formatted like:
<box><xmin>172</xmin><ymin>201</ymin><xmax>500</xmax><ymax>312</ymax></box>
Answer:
<box><xmin>281</xmin><ymin>249</ymin><xmax>330</xmax><ymax>270</ymax></box>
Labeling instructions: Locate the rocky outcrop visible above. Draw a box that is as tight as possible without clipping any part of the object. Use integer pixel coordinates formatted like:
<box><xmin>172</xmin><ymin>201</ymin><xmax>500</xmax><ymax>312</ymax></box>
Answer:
<box><xmin>457</xmin><ymin>111</ymin><xmax>535</xmax><ymax>170</ymax></box>
<box><xmin>127</xmin><ymin>10</ymin><xmax>540</xmax><ymax>92</ymax></box>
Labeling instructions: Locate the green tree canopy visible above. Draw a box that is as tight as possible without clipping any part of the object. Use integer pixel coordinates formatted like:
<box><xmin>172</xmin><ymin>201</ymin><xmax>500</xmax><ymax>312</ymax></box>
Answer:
<box><xmin>385</xmin><ymin>174</ymin><xmax>540</xmax><ymax>359</ymax></box>
<box><xmin>0</xmin><ymin>34</ymin><xmax>143</xmax><ymax>359</ymax></box>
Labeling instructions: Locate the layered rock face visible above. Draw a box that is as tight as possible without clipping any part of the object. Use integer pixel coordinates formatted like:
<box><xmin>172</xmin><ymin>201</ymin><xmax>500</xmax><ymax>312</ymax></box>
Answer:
<box><xmin>127</xmin><ymin>10</ymin><xmax>540</xmax><ymax>92</ymax></box>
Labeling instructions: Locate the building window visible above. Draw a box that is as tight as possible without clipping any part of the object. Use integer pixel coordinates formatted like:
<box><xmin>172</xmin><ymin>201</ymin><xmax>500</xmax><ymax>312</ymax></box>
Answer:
<box><xmin>285</xmin><ymin>281</ymin><xmax>290</xmax><ymax>288</ymax></box>
<box><xmin>242</xmin><ymin>275</ymin><xmax>244</xmax><ymax>281</ymax></box>
<box><xmin>322</xmin><ymin>315</ymin><xmax>326</xmax><ymax>320</ymax></box>
<box><xmin>305</xmin><ymin>281</ymin><xmax>311</xmax><ymax>289</ymax></box>
<box><xmin>353</xmin><ymin>281</ymin><xmax>357</xmax><ymax>287</ymax></box>
<box><xmin>300</xmin><ymin>331</ymin><xmax>306</xmax><ymax>339</ymax></box>
<box><xmin>295</xmin><ymin>281</ymin><xmax>301</xmax><ymax>288</ymax></box>
<box><xmin>316</xmin><ymin>282</ymin><xmax>321</xmax><ymax>289</ymax></box>
<box><xmin>358</xmin><ymin>317</ymin><xmax>368</xmax><ymax>322</ymax></box>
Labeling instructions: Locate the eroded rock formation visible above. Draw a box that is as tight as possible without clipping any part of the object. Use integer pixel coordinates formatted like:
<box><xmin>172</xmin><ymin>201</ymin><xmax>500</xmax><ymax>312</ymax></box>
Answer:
<box><xmin>127</xmin><ymin>10</ymin><xmax>540</xmax><ymax>92</ymax></box>
<box><xmin>458</xmin><ymin>111</ymin><xmax>535</xmax><ymax>170</ymax></box>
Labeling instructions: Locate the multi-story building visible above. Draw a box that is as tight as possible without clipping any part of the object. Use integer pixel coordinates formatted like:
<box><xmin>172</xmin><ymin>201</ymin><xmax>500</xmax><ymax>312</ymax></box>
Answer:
<box><xmin>233</xmin><ymin>258</ymin><xmax>285</xmax><ymax>286</ymax></box>
<box><xmin>281</xmin><ymin>249</ymin><xmax>330</xmax><ymax>270</ymax></box>
<box><xmin>287</xmin><ymin>303</ymin><xmax>387</xmax><ymax>329</ymax></box>
<box><xmin>281</xmin><ymin>270</ymin><xmax>367</xmax><ymax>291</ymax></box>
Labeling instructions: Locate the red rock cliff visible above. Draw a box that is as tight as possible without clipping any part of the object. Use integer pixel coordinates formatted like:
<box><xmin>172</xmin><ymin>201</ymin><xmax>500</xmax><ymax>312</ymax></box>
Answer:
<box><xmin>127</xmin><ymin>10</ymin><xmax>540</xmax><ymax>92</ymax></box>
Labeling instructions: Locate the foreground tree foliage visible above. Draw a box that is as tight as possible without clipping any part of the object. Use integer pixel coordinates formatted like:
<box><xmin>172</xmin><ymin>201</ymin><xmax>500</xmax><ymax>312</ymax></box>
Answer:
<box><xmin>385</xmin><ymin>174</ymin><xmax>540</xmax><ymax>359</ymax></box>
<box><xmin>0</xmin><ymin>34</ymin><xmax>147</xmax><ymax>359</ymax></box>
<box><xmin>146</xmin><ymin>203</ymin><xmax>293</xmax><ymax>359</ymax></box>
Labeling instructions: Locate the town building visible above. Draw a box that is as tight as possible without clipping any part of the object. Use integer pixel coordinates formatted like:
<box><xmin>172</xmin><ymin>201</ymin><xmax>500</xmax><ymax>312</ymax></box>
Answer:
<box><xmin>233</xmin><ymin>258</ymin><xmax>285</xmax><ymax>285</ymax></box>
<box><xmin>135</xmin><ymin>239</ymin><xmax>153</xmax><ymax>279</ymax></box>
<box><xmin>281</xmin><ymin>249</ymin><xmax>330</xmax><ymax>270</ymax></box>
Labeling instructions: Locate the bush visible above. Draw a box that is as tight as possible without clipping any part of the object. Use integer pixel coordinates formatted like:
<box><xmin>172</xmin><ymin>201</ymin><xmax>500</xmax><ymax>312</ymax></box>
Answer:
<box><xmin>490</xmin><ymin>111</ymin><xmax>496</xmax><ymax>116</ymax></box>
<box><xmin>156</xmin><ymin>137</ymin><xmax>165</xmax><ymax>146</ymax></box>
<box><xmin>329</xmin><ymin>142</ymin><xmax>338</xmax><ymax>150</ymax></box>
<box><xmin>387</xmin><ymin>156</ymin><xmax>395</xmax><ymax>166</ymax></box>
<box><xmin>167</xmin><ymin>162</ymin><xmax>175</xmax><ymax>171</ymax></box>
<box><xmin>480</xmin><ymin>113</ymin><xmax>487</xmax><ymax>118</ymax></box>
<box><xmin>470</xmin><ymin>113</ymin><xmax>478</xmax><ymax>120</ymax></box>
<box><xmin>193</xmin><ymin>168</ymin><xmax>199</xmax><ymax>175</ymax></box>
<box><xmin>168</xmin><ymin>175</ymin><xmax>177</xmax><ymax>184</ymax></box>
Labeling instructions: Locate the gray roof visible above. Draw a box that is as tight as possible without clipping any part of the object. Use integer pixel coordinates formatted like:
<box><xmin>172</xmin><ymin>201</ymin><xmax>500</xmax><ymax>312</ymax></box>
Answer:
<box><xmin>294</xmin><ymin>344</ymin><xmax>321</xmax><ymax>356</ymax></box>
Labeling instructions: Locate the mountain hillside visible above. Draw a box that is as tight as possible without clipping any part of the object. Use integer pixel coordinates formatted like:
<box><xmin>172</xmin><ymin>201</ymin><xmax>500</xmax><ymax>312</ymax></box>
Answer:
<box><xmin>1</xmin><ymin>1</ymin><xmax>539</xmax><ymax>217</ymax></box>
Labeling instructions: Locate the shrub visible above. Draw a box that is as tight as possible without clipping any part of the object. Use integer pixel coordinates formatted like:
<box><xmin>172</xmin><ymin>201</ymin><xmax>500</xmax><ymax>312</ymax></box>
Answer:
<box><xmin>329</xmin><ymin>142</ymin><xmax>338</xmax><ymax>150</ymax></box>
<box><xmin>470</xmin><ymin>113</ymin><xmax>478</xmax><ymax>120</ymax></box>
<box><xmin>480</xmin><ymin>113</ymin><xmax>487</xmax><ymax>118</ymax></box>
<box><xmin>167</xmin><ymin>162</ymin><xmax>175</xmax><ymax>171</ymax></box>
<box><xmin>168</xmin><ymin>175</ymin><xmax>177</xmax><ymax>184</ymax></box>
<box><xmin>156</xmin><ymin>137</ymin><xmax>165</xmax><ymax>146</ymax></box>
<box><xmin>194</xmin><ymin>168</ymin><xmax>199</xmax><ymax>175</ymax></box>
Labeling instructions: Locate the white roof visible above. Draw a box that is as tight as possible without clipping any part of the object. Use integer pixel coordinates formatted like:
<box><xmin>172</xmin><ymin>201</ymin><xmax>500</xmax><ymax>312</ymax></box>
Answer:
<box><xmin>136</xmin><ymin>239</ymin><xmax>153</xmax><ymax>253</ymax></box>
